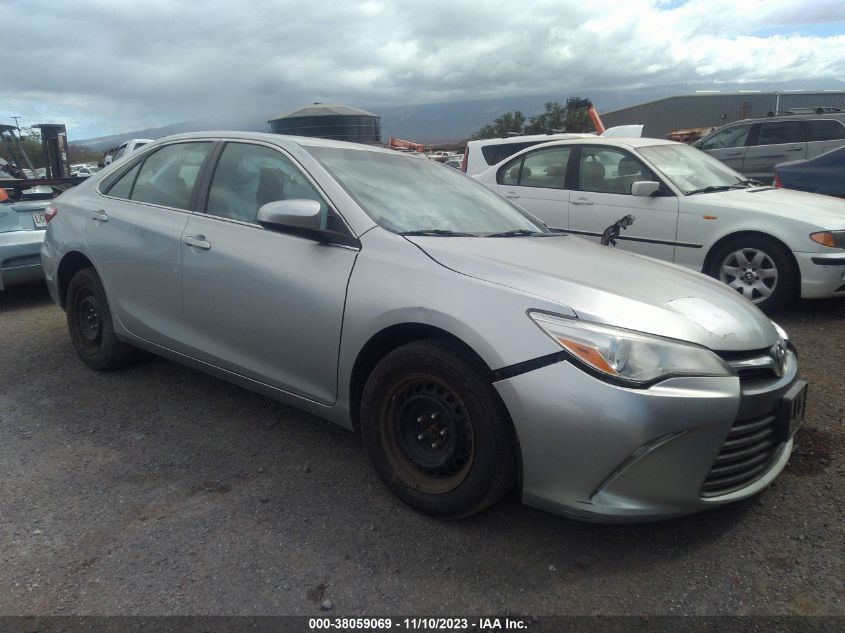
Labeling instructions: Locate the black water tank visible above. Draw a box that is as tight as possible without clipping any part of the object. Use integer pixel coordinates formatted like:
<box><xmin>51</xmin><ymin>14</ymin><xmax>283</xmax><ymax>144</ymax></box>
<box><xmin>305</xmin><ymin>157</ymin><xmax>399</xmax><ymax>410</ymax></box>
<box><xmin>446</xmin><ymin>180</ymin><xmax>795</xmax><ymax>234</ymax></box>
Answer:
<box><xmin>268</xmin><ymin>104</ymin><xmax>381</xmax><ymax>143</ymax></box>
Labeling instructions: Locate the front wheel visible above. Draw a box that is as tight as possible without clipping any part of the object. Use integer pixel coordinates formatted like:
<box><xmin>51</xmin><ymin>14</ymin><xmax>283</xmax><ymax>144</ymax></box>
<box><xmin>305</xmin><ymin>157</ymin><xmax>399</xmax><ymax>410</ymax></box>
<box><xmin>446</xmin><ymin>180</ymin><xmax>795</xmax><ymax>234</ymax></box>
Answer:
<box><xmin>360</xmin><ymin>340</ymin><xmax>517</xmax><ymax>519</ymax></box>
<box><xmin>707</xmin><ymin>236</ymin><xmax>798</xmax><ymax>313</ymax></box>
<box><xmin>66</xmin><ymin>268</ymin><xmax>137</xmax><ymax>371</ymax></box>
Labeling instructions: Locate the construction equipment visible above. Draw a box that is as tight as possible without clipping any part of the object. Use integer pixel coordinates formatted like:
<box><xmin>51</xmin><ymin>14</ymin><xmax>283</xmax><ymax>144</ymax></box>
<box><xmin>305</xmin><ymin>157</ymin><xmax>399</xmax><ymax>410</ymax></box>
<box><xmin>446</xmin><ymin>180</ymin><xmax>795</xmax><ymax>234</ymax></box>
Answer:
<box><xmin>0</xmin><ymin>123</ymin><xmax>84</xmax><ymax>200</ymax></box>
<box><xmin>386</xmin><ymin>136</ymin><xmax>426</xmax><ymax>153</ymax></box>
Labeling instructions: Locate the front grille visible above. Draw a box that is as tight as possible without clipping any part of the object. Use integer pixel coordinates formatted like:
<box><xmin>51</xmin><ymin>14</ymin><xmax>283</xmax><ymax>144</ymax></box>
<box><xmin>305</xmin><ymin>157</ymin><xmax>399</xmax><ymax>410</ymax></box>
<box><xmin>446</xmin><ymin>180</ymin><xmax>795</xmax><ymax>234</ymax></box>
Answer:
<box><xmin>701</xmin><ymin>412</ymin><xmax>782</xmax><ymax>498</ymax></box>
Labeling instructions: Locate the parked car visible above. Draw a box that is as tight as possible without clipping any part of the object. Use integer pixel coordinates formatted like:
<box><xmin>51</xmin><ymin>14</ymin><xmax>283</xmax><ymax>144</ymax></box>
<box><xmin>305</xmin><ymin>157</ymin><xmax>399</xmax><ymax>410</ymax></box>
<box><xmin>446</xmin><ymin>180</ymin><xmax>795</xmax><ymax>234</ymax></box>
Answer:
<box><xmin>774</xmin><ymin>146</ymin><xmax>845</xmax><ymax>198</ymax></box>
<box><xmin>43</xmin><ymin>131</ymin><xmax>807</xmax><ymax>522</ymax></box>
<box><xmin>104</xmin><ymin>138</ymin><xmax>153</xmax><ymax>165</ymax></box>
<box><xmin>462</xmin><ymin>133</ymin><xmax>592</xmax><ymax>176</ymax></box>
<box><xmin>0</xmin><ymin>196</ymin><xmax>51</xmax><ymax>289</ymax></box>
<box><xmin>693</xmin><ymin>111</ymin><xmax>845</xmax><ymax>183</ymax></box>
<box><xmin>71</xmin><ymin>165</ymin><xmax>99</xmax><ymax>178</ymax></box>
<box><xmin>474</xmin><ymin>137</ymin><xmax>845</xmax><ymax>312</ymax></box>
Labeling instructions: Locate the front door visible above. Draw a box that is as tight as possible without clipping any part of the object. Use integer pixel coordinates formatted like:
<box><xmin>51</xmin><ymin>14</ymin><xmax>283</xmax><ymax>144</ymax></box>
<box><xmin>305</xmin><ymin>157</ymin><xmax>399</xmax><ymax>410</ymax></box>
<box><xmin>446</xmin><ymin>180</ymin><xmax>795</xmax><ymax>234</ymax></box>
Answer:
<box><xmin>180</xmin><ymin>141</ymin><xmax>357</xmax><ymax>404</ymax></box>
<box><xmin>697</xmin><ymin>123</ymin><xmax>753</xmax><ymax>174</ymax></box>
<box><xmin>568</xmin><ymin>145</ymin><xmax>680</xmax><ymax>262</ymax></box>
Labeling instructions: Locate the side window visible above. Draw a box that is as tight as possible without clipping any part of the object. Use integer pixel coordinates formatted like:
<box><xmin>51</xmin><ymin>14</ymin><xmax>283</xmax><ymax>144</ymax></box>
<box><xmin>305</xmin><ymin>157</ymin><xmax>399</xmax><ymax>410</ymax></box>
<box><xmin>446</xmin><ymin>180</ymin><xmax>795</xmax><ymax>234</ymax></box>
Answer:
<box><xmin>519</xmin><ymin>147</ymin><xmax>572</xmax><ymax>189</ymax></box>
<box><xmin>699</xmin><ymin>125</ymin><xmax>751</xmax><ymax>151</ymax></box>
<box><xmin>105</xmin><ymin>162</ymin><xmax>141</xmax><ymax>199</ymax></box>
<box><xmin>578</xmin><ymin>147</ymin><xmax>654</xmax><ymax>195</ymax></box>
<box><xmin>113</xmin><ymin>144</ymin><xmax>127</xmax><ymax>160</ymax></box>
<box><xmin>804</xmin><ymin>119</ymin><xmax>845</xmax><ymax>142</ymax></box>
<box><xmin>498</xmin><ymin>157</ymin><xmax>522</xmax><ymax>185</ymax></box>
<box><xmin>130</xmin><ymin>142</ymin><xmax>212</xmax><ymax>210</ymax></box>
<box><xmin>497</xmin><ymin>147</ymin><xmax>572</xmax><ymax>189</ymax></box>
<box><xmin>755</xmin><ymin>121</ymin><xmax>804</xmax><ymax>145</ymax></box>
<box><xmin>206</xmin><ymin>143</ymin><xmax>331</xmax><ymax>228</ymax></box>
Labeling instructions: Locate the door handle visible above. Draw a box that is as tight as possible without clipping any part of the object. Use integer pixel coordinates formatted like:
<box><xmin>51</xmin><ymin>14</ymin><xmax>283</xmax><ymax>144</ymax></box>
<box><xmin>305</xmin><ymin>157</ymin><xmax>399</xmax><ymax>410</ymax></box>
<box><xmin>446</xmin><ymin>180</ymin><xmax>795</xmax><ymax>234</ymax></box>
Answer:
<box><xmin>725</xmin><ymin>151</ymin><xmax>742</xmax><ymax>156</ymax></box>
<box><xmin>504</xmin><ymin>191</ymin><xmax>520</xmax><ymax>199</ymax></box>
<box><xmin>92</xmin><ymin>209</ymin><xmax>109</xmax><ymax>222</ymax></box>
<box><xmin>786</xmin><ymin>146</ymin><xmax>803</xmax><ymax>152</ymax></box>
<box><xmin>571</xmin><ymin>198</ymin><xmax>593</xmax><ymax>205</ymax></box>
<box><xmin>183</xmin><ymin>235</ymin><xmax>211</xmax><ymax>250</ymax></box>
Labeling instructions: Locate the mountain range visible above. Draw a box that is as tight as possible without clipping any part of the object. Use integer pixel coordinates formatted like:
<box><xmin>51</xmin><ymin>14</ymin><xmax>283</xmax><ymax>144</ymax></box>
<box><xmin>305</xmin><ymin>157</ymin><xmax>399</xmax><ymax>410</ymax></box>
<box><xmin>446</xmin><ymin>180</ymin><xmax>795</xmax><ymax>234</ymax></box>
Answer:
<box><xmin>71</xmin><ymin>79</ymin><xmax>845</xmax><ymax>150</ymax></box>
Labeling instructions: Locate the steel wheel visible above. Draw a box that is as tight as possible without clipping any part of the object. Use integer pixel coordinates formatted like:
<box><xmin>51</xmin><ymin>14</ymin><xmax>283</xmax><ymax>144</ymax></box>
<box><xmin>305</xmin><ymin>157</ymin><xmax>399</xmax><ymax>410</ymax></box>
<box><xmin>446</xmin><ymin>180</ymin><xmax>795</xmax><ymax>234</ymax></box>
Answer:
<box><xmin>360</xmin><ymin>340</ymin><xmax>517</xmax><ymax>518</ymax></box>
<box><xmin>719</xmin><ymin>248</ymin><xmax>779</xmax><ymax>303</ymax></box>
<box><xmin>381</xmin><ymin>374</ymin><xmax>475</xmax><ymax>495</ymax></box>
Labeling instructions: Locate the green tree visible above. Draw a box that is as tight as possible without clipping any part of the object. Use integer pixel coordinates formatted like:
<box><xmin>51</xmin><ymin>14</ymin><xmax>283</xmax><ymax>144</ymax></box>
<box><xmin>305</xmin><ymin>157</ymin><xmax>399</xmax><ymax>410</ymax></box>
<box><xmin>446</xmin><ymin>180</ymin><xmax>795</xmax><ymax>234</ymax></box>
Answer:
<box><xmin>472</xmin><ymin>110</ymin><xmax>527</xmax><ymax>139</ymax></box>
<box><xmin>472</xmin><ymin>98</ymin><xmax>596</xmax><ymax>140</ymax></box>
<box><xmin>525</xmin><ymin>98</ymin><xmax>594</xmax><ymax>134</ymax></box>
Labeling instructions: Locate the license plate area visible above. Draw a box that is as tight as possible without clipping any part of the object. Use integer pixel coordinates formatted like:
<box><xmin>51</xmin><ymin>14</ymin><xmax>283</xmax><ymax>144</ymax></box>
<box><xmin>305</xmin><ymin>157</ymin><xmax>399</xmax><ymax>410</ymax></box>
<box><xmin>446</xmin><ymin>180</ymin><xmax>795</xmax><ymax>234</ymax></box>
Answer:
<box><xmin>775</xmin><ymin>380</ymin><xmax>808</xmax><ymax>441</ymax></box>
<box><xmin>32</xmin><ymin>211</ymin><xmax>47</xmax><ymax>228</ymax></box>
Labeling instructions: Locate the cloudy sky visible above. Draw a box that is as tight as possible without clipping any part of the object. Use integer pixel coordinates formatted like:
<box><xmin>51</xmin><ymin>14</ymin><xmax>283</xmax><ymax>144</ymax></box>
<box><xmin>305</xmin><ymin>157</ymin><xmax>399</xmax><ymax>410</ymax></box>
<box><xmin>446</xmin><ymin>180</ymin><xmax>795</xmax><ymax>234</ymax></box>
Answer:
<box><xmin>3</xmin><ymin>0</ymin><xmax>845</xmax><ymax>140</ymax></box>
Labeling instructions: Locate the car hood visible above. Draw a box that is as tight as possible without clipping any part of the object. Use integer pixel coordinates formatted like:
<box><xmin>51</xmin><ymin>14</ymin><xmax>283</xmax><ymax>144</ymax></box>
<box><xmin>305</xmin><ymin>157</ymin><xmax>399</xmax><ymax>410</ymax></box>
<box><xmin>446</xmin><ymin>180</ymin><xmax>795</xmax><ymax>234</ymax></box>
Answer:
<box><xmin>685</xmin><ymin>187</ymin><xmax>845</xmax><ymax>228</ymax></box>
<box><xmin>407</xmin><ymin>234</ymin><xmax>778</xmax><ymax>352</ymax></box>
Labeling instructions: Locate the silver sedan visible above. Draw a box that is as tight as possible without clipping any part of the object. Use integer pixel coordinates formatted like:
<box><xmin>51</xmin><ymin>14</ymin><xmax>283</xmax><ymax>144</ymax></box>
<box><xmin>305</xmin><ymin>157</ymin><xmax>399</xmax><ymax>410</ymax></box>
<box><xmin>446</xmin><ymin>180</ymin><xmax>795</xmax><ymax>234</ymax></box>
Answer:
<box><xmin>41</xmin><ymin>132</ymin><xmax>807</xmax><ymax>522</ymax></box>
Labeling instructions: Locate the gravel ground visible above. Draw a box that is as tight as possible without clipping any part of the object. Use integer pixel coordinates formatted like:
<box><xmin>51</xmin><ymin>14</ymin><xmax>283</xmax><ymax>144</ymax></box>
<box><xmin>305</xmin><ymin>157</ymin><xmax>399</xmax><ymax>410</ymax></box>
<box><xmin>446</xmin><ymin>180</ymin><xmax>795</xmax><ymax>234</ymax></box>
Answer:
<box><xmin>1</xmin><ymin>282</ymin><xmax>842</xmax><ymax>616</ymax></box>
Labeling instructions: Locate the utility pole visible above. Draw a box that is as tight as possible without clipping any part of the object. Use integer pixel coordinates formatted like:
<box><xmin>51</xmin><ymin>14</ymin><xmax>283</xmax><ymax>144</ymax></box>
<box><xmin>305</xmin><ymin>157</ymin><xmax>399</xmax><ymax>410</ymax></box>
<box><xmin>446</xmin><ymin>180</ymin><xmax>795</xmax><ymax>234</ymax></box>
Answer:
<box><xmin>10</xmin><ymin>116</ymin><xmax>22</xmax><ymax>130</ymax></box>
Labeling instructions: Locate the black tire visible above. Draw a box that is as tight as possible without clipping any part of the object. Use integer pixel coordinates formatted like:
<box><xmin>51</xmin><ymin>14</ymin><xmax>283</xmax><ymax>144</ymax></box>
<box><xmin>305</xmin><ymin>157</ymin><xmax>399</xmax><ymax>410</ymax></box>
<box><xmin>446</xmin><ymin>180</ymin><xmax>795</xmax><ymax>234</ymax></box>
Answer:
<box><xmin>66</xmin><ymin>268</ymin><xmax>137</xmax><ymax>371</ymax></box>
<box><xmin>707</xmin><ymin>235</ymin><xmax>798</xmax><ymax>313</ymax></box>
<box><xmin>360</xmin><ymin>340</ymin><xmax>517</xmax><ymax>519</ymax></box>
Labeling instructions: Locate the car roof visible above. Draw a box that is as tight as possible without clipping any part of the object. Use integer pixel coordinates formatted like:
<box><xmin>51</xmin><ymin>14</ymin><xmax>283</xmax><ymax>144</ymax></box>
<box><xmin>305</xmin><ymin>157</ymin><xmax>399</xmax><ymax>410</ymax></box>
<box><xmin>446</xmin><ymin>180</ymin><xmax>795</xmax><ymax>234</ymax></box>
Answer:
<box><xmin>150</xmin><ymin>130</ymin><xmax>398</xmax><ymax>155</ymax></box>
<box><xmin>521</xmin><ymin>136</ymin><xmax>677</xmax><ymax>151</ymax></box>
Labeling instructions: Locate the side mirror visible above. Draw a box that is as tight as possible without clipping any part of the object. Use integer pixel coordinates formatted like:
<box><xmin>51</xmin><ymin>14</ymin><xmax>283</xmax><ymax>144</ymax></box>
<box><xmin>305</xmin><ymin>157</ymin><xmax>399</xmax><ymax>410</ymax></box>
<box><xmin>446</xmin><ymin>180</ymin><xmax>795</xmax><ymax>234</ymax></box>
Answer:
<box><xmin>631</xmin><ymin>181</ymin><xmax>661</xmax><ymax>197</ymax></box>
<box><xmin>256</xmin><ymin>199</ymin><xmax>322</xmax><ymax>231</ymax></box>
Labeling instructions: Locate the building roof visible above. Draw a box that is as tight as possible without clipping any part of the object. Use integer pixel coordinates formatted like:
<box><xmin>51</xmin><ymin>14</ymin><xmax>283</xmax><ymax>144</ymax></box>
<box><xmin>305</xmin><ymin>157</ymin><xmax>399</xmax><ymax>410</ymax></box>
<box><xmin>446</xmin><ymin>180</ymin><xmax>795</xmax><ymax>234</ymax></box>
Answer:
<box><xmin>602</xmin><ymin>90</ymin><xmax>845</xmax><ymax>116</ymax></box>
<box><xmin>268</xmin><ymin>103</ymin><xmax>379</xmax><ymax>122</ymax></box>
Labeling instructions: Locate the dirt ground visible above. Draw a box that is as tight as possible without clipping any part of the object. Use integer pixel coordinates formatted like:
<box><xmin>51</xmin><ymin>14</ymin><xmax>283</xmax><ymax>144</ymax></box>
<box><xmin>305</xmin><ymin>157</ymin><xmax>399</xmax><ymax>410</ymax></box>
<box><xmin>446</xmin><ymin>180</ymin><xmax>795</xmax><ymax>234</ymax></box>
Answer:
<box><xmin>1</xmin><ymin>283</ymin><xmax>842</xmax><ymax>616</ymax></box>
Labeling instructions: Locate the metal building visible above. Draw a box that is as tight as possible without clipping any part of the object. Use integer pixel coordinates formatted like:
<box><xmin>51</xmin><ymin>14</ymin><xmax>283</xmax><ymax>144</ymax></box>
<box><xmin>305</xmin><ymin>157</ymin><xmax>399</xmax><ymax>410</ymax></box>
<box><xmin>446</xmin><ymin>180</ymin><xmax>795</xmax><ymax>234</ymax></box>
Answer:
<box><xmin>600</xmin><ymin>91</ymin><xmax>845</xmax><ymax>139</ymax></box>
<box><xmin>268</xmin><ymin>103</ymin><xmax>381</xmax><ymax>144</ymax></box>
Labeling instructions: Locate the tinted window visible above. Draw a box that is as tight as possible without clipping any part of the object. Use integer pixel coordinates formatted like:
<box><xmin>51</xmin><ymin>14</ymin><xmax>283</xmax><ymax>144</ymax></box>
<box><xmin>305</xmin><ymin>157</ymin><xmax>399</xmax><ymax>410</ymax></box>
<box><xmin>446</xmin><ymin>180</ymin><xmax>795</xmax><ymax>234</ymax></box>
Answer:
<box><xmin>106</xmin><ymin>163</ymin><xmax>141</xmax><ymax>199</ymax></box>
<box><xmin>130</xmin><ymin>142</ymin><xmax>212</xmax><ymax>210</ymax></box>
<box><xmin>498</xmin><ymin>147</ymin><xmax>572</xmax><ymax>189</ymax></box>
<box><xmin>577</xmin><ymin>147</ymin><xmax>654</xmax><ymax>194</ymax></box>
<box><xmin>755</xmin><ymin>121</ymin><xmax>804</xmax><ymax>145</ymax></box>
<box><xmin>804</xmin><ymin>119</ymin><xmax>845</xmax><ymax>142</ymax></box>
<box><xmin>206</xmin><ymin>143</ymin><xmax>330</xmax><ymax>226</ymax></box>
<box><xmin>699</xmin><ymin>124</ymin><xmax>751</xmax><ymax>150</ymax></box>
<box><xmin>481</xmin><ymin>141</ymin><xmax>544</xmax><ymax>166</ymax></box>
<box><xmin>113</xmin><ymin>145</ymin><xmax>127</xmax><ymax>160</ymax></box>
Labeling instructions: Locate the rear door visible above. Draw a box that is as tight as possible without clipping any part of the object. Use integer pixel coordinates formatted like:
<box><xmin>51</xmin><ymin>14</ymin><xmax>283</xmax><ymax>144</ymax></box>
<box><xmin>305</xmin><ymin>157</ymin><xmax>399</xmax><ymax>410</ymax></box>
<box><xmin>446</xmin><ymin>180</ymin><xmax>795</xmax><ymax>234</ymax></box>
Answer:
<box><xmin>697</xmin><ymin>123</ymin><xmax>753</xmax><ymax>173</ymax></box>
<box><xmin>568</xmin><ymin>145</ymin><xmax>679</xmax><ymax>262</ymax></box>
<box><xmin>88</xmin><ymin>141</ymin><xmax>214</xmax><ymax>349</ymax></box>
<box><xmin>180</xmin><ymin>141</ymin><xmax>357</xmax><ymax>404</ymax></box>
<box><xmin>495</xmin><ymin>146</ymin><xmax>573</xmax><ymax>230</ymax></box>
<box><xmin>743</xmin><ymin>120</ymin><xmax>806</xmax><ymax>182</ymax></box>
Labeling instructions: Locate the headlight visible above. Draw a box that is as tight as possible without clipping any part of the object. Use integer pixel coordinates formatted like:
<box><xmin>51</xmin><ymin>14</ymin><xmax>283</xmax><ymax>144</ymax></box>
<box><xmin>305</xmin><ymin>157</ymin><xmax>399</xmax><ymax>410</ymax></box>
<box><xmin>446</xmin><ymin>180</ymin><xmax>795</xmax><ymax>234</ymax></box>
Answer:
<box><xmin>528</xmin><ymin>311</ymin><xmax>733</xmax><ymax>387</ymax></box>
<box><xmin>810</xmin><ymin>230</ymin><xmax>845</xmax><ymax>249</ymax></box>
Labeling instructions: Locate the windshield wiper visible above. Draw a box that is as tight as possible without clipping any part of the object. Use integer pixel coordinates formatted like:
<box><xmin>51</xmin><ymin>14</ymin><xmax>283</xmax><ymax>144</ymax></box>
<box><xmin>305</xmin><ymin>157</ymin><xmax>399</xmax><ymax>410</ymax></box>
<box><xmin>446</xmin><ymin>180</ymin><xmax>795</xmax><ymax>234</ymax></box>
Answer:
<box><xmin>485</xmin><ymin>229</ymin><xmax>553</xmax><ymax>237</ymax></box>
<box><xmin>686</xmin><ymin>184</ymin><xmax>749</xmax><ymax>195</ymax></box>
<box><xmin>399</xmin><ymin>229</ymin><xmax>476</xmax><ymax>237</ymax></box>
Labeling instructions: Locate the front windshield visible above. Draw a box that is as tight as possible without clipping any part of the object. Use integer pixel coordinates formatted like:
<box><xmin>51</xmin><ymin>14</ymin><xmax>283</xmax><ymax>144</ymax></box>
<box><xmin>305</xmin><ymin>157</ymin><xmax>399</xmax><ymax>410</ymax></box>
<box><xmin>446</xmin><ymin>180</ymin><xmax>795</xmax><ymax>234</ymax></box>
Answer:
<box><xmin>304</xmin><ymin>145</ymin><xmax>546</xmax><ymax>235</ymax></box>
<box><xmin>637</xmin><ymin>143</ymin><xmax>747</xmax><ymax>194</ymax></box>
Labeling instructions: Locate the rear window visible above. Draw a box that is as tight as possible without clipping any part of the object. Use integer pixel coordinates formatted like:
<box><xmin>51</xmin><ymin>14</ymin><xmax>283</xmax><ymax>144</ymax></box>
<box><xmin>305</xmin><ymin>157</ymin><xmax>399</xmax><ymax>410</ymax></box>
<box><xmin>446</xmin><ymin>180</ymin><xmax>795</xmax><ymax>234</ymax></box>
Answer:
<box><xmin>804</xmin><ymin>119</ymin><xmax>845</xmax><ymax>142</ymax></box>
<box><xmin>481</xmin><ymin>141</ymin><xmax>545</xmax><ymax>166</ymax></box>
<box><xmin>755</xmin><ymin>121</ymin><xmax>804</xmax><ymax>145</ymax></box>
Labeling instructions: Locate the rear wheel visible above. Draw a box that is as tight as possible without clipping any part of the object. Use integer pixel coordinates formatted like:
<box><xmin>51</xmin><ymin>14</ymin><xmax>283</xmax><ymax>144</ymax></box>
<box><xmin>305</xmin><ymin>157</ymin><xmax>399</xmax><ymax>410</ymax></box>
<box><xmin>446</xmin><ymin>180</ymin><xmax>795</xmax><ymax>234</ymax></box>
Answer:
<box><xmin>708</xmin><ymin>236</ymin><xmax>797</xmax><ymax>313</ymax></box>
<box><xmin>360</xmin><ymin>340</ymin><xmax>516</xmax><ymax>519</ymax></box>
<box><xmin>66</xmin><ymin>268</ymin><xmax>137</xmax><ymax>371</ymax></box>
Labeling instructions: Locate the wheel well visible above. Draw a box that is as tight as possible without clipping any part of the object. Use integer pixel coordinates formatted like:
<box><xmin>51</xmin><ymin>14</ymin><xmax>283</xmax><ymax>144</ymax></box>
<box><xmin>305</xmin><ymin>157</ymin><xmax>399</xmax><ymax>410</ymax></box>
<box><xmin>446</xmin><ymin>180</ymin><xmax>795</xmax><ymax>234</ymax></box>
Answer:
<box><xmin>348</xmin><ymin>323</ymin><xmax>493</xmax><ymax>432</ymax></box>
<box><xmin>57</xmin><ymin>251</ymin><xmax>95</xmax><ymax>309</ymax></box>
<box><xmin>703</xmin><ymin>231</ymin><xmax>799</xmax><ymax>276</ymax></box>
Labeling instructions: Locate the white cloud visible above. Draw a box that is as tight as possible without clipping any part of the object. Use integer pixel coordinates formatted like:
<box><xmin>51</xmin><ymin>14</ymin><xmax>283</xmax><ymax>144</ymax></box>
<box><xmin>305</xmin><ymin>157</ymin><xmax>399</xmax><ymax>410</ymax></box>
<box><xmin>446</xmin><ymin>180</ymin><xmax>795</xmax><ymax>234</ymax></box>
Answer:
<box><xmin>1</xmin><ymin>0</ymin><xmax>844</xmax><ymax>138</ymax></box>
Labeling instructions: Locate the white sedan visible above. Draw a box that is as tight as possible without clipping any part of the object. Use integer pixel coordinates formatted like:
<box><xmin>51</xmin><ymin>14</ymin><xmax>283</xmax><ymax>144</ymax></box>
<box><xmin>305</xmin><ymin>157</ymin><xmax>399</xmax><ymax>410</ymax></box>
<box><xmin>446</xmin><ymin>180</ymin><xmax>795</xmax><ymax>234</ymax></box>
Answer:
<box><xmin>474</xmin><ymin>137</ymin><xmax>845</xmax><ymax>311</ymax></box>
